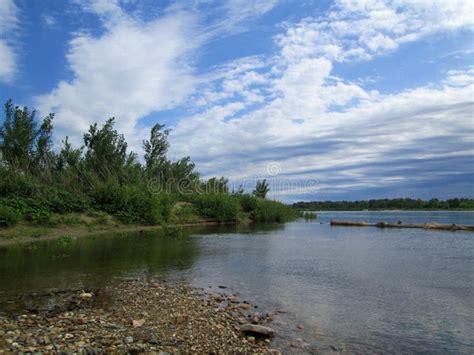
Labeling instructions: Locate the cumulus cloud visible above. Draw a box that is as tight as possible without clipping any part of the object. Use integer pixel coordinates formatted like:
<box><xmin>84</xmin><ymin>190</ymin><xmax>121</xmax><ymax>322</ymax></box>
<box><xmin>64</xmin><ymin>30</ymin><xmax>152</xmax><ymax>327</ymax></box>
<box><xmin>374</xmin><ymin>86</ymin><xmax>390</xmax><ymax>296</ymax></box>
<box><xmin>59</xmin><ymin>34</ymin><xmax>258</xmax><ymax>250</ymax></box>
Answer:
<box><xmin>36</xmin><ymin>0</ymin><xmax>281</xmax><ymax>151</ymax></box>
<box><xmin>168</xmin><ymin>0</ymin><xmax>474</xmax><ymax>200</ymax></box>
<box><xmin>34</xmin><ymin>0</ymin><xmax>473</xmax><ymax>200</ymax></box>
<box><xmin>36</xmin><ymin>0</ymin><xmax>201</xmax><ymax>149</ymax></box>
<box><xmin>275</xmin><ymin>0</ymin><xmax>474</xmax><ymax>63</ymax></box>
<box><xmin>0</xmin><ymin>0</ymin><xmax>18</xmax><ymax>83</ymax></box>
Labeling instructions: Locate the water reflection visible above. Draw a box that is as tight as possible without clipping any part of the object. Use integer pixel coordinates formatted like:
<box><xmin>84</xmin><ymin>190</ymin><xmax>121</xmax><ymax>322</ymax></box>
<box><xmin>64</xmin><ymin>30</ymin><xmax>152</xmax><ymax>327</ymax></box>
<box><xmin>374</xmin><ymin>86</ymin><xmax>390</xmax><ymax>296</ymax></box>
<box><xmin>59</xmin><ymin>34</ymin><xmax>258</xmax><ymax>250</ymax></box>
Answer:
<box><xmin>0</xmin><ymin>228</ymin><xmax>201</xmax><ymax>296</ymax></box>
<box><xmin>0</xmin><ymin>215</ymin><xmax>473</xmax><ymax>353</ymax></box>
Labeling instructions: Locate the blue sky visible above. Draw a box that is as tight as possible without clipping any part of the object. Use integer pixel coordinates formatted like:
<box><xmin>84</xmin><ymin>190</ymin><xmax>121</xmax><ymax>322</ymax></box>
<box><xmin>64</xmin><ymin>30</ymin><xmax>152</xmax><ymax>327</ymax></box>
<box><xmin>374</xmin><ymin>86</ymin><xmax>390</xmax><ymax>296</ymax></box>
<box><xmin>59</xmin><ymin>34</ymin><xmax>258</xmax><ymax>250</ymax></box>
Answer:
<box><xmin>1</xmin><ymin>0</ymin><xmax>473</xmax><ymax>201</ymax></box>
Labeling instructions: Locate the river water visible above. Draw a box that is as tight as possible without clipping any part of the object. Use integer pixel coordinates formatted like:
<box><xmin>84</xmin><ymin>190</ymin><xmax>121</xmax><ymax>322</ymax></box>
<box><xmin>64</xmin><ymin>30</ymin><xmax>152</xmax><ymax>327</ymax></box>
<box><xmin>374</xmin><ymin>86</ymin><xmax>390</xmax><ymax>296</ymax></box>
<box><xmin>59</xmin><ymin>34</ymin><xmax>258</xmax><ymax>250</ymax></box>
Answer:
<box><xmin>0</xmin><ymin>211</ymin><xmax>473</xmax><ymax>353</ymax></box>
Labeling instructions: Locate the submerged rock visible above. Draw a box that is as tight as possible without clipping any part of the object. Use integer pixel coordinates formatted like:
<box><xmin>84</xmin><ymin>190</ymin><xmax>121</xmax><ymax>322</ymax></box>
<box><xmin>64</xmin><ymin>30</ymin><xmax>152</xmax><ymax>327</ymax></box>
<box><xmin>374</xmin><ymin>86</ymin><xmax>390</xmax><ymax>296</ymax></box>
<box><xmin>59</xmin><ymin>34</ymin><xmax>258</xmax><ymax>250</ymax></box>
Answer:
<box><xmin>239</xmin><ymin>324</ymin><xmax>275</xmax><ymax>338</ymax></box>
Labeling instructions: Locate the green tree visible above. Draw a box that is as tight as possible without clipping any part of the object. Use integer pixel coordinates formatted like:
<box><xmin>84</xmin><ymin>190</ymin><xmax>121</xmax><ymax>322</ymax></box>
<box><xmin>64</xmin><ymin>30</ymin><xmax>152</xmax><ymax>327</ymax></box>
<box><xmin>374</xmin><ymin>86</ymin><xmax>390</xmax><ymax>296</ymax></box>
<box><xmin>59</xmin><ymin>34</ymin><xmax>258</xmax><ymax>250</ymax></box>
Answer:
<box><xmin>143</xmin><ymin>123</ymin><xmax>170</xmax><ymax>176</ymax></box>
<box><xmin>35</xmin><ymin>113</ymin><xmax>55</xmax><ymax>171</ymax></box>
<box><xmin>0</xmin><ymin>100</ymin><xmax>55</xmax><ymax>174</ymax></box>
<box><xmin>83</xmin><ymin>118</ymin><xmax>129</xmax><ymax>179</ymax></box>
<box><xmin>253</xmin><ymin>179</ymin><xmax>270</xmax><ymax>199</ymax></box>
<box><xmin>56</xmin><ymin>137</ymin><xmax>82</xmax><ymax>171</ymax></box>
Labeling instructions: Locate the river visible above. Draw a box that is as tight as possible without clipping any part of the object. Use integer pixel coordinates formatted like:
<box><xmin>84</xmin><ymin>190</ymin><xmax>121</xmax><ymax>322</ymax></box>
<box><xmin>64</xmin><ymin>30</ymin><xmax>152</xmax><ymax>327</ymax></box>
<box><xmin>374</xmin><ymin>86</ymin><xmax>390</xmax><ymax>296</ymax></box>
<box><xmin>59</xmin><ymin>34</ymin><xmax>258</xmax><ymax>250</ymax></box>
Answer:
<box><xmin>1</xmin><ymin>211</ymin><xmax>473</xmax><ymax>353</ymax></box>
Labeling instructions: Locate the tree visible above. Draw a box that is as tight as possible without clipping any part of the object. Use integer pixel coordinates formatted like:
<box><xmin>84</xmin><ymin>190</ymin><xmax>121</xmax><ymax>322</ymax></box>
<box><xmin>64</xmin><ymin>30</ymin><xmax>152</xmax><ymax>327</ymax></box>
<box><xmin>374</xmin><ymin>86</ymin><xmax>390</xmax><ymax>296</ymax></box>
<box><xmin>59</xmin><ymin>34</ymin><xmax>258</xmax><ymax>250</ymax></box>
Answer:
<box><xmin>36</xmin><ymin>113</ymin><xmax>54</xmax><ymax>171</ymax></box>
<box><xmin>83</xmin><ymin>118</ymin><xmax>128</xmax><ymax>179</ymax></box>
<box><xmin>0</xmin><ymin>100</ymin><xmax>55</xmax><ymax>174</ymax></box>
<box><xmin>56</xmin><ymin>137</ymin><xmax>82</xmax><ymax>171</ymax></box>
<box><xmin>253</xmin><ymin>179</ymin><xmax>269</xmax><ymax>199</ymax></box>
<box><xmin>143</xmin><ymin>123</ymin><xmax>170</xmax><ymax>175</ymax></box>
<box><xmin>204</xmin><ymin>176</ymin><xmax>229</xmax><ymax>194</ymax></box>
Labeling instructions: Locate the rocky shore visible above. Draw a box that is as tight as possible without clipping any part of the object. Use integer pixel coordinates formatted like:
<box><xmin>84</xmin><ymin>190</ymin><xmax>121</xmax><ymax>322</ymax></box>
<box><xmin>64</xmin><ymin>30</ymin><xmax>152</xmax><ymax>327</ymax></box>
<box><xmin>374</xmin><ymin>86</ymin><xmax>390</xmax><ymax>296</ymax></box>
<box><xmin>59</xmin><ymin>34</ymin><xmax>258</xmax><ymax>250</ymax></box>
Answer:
<box><xmin>0</xmin><ymin>279</ymin><xmax>279</xmax><ymax>353</ymax></box>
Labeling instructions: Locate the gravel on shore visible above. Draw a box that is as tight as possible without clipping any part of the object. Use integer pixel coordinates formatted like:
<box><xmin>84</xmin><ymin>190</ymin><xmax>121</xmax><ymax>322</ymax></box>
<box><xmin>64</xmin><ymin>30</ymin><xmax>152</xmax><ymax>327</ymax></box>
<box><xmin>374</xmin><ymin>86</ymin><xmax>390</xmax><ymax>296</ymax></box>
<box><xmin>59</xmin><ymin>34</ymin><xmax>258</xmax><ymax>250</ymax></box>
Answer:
<box><xmin>0</xmin><ymin>279</ymin><xmax>279</xmax><ymax>353</ymax></box>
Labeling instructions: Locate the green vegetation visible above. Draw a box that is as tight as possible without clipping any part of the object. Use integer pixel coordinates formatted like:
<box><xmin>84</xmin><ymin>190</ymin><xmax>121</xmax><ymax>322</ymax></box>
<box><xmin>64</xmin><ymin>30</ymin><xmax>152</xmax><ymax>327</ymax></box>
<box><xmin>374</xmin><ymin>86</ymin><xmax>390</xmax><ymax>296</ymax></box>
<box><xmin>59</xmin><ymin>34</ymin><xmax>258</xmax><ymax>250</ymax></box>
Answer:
<box><xmin>293</xmin><ymin>198</ymin><xmax>474</xmax><ymax>211</ymax></box>
<box><xmin>0</xmin><ymin>100</ymin><xmax>295</xmax><ymax>235</ymax></box>
<box><xmin>300</xmin><ymin>211</ymin><xmax>317</xmax><ymax>220</ymax></box>
<box><xmin>253</xmin><ymin>179</ymin><xmax>270</xmax><ymax>199</ymax></box>
<box><xmin>0</xmin><ymin>205</ymin><xmax>20</xmax><ymax>227</ymax></box>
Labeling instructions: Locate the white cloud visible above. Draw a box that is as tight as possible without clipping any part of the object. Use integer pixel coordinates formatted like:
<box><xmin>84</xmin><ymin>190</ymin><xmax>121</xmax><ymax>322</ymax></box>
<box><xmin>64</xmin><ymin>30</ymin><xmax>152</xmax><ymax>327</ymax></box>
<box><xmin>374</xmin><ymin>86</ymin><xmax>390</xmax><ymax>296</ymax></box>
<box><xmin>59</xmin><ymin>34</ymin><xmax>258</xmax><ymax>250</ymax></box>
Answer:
<box><xmin>36</xmin><ymin>0</ymin><xmax>281</xmax><ymax>152</ymax></box>
<box><xmin>275</xmin><ymin>0</ymin><xmax>474</xmax><ymax>63</ymax></box>
<box><xmin>167</xmin><ymin>0</ymin><xmax>474</xmax><ymax>199</ymax></box>
<box><xmin>33</xmin><ymin>0</ymin><xmax>474</xmax><ymax>199</ymax></box>
<box><xmin>36</xmin><ymin>2</ymin><xmax>201</xmax><ymax>150</ymax></box>
<box><xmin>0</xmin><ymin>0</ymin><xmax>18</xmax><ymax>83</ymax></box>
<box><xmin>42</xmin><ymin>14</ymin><xmax>57</xmax><ymax>28</ymax></box>
<box><xmin>204</xmin><ymin>0</ymin><xmax>279</xmax><ymax>36</ymax></box>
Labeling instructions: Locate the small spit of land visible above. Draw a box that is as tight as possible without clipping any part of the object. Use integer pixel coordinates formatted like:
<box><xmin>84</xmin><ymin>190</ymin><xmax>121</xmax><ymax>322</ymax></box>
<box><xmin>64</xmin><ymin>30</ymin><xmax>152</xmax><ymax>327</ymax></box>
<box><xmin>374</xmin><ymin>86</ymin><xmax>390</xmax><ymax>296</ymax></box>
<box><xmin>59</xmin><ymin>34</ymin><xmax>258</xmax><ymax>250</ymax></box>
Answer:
<box><xmin>330</xmin><ymin>220</ymin><xmax>474</xmax><ymax>231</ymax></box>
<box><xmin>0</xmin><ymin>278</ymin><xmax>280</xmax><ymax>354</ymax></box>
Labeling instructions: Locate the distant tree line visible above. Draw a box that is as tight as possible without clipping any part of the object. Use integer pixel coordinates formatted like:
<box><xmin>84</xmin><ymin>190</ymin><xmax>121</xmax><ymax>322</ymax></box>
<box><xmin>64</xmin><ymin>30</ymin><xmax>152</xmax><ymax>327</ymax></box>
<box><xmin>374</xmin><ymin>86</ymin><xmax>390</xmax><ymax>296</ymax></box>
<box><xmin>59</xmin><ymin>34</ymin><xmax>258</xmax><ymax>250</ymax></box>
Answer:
<box><xmin>0</xmin><ymin>100</ymin><xmax>295</xmax><ymax>228</ymax></box>
<box><xmin>293</xmin><ymin>198</ymin><xmax>474</xmax><ymax>211</ymax></box>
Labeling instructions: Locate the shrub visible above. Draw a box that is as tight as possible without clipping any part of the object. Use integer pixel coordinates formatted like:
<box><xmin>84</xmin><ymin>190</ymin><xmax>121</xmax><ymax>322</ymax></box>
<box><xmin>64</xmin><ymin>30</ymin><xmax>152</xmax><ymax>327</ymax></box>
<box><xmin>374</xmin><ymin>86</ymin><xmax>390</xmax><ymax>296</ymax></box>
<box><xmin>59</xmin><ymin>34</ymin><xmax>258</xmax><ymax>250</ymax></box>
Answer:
<box><xmin>90</xmin><ymin>182</ymin><xmax>174</xmax><ymax>225</ymax></box>
<box><xmin>36</xmin><ymin>186</ymin><xmax>90</xmax><ymax>214</ymax></box>
<box><xmin>0</xmin><ymin>169</ymin><xmax>37</xmax><ymax>197</ymax></box>
<box><xmin>190</xmin><ymin>194</ymin><xmax>240</xmax><ymax>222</ymax></box>
<box><xmin>0</xmin><ymin>205</ymin><xmax>21</xmax><ymax>227</ymax></box>
<box><xmin>0</xmin><ymin>196</ymin><xmax>54</xmax><ymax>226</ymax></box>
<box><xmin>250</xmin><ymin>199</ymin><xmax>296</xmax><ymax>223</ymax></box>
<box><xmin>238</xmin><ymin>194</ymin><xmax>258</xmax><ymax>212</ymax></box>
<box><xmin>171</xmin><ymin>202</ymin><xmax>201</xmax><ymax>223</ymax></box>
<box><xmin>303</xmin><ymin>211</ymin><xmax>317</xmax><ymax>220</ymax></box>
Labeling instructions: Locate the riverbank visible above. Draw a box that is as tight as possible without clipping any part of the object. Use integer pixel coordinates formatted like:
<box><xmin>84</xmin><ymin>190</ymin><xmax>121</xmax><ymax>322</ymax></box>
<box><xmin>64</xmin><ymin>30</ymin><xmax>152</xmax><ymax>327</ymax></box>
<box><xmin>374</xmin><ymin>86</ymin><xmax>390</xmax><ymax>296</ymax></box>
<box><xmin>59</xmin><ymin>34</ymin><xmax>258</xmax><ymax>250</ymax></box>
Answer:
<box><xmin>0</xmin><ymin>217</ymin><xmax>240</xmax><ymax>247</ymax></box>
<box><xmin>0</xmin><ymin>278</ymin><xmax>279</xmax><ymax>353</ymax></box>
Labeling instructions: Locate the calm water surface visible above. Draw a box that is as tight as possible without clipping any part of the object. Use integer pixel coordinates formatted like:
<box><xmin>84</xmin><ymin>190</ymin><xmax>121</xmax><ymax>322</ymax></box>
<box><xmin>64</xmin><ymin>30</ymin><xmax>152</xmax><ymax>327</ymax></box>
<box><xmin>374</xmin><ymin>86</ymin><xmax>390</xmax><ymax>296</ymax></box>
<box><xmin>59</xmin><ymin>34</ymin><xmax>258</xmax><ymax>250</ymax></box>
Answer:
<box><xmin>0</xmin><ymin>211</ymin><xmax>473</xmax><ymax>353</ymax></box>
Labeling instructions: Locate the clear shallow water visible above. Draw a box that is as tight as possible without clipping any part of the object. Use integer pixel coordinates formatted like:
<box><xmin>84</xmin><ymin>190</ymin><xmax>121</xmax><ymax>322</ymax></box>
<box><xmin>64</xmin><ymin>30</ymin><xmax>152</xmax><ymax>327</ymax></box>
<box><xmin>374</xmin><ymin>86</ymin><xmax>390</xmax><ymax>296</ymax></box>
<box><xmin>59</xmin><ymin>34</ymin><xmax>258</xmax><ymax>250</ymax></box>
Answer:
<box><xmin>0</xmin><ymin>211</ymin><xmax>473</xmax><ymax>353</ymax></box>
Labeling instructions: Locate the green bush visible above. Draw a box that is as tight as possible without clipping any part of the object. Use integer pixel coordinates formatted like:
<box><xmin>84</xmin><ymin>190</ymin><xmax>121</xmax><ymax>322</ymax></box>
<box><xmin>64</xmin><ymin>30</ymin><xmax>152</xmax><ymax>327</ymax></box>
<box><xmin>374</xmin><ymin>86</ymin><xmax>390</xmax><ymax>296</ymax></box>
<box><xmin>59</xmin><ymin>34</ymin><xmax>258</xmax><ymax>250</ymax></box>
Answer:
<box><xmin>0</xmin><ymin>169</ymin><xmax>37</xmax><ymax>197</ymax></box>
<box><xmin>90</xmin><ymin>182</ymin><xmax>174</xmax><ymax>225</ymax></box>
<box><xmin>36</xmin><ymin>186</ymin><xmax>90</xmax><ymax>214</ymax></box>
<box><xmin>190</xmin><ymin>194</ymin><xmax>240</xmax><ymax>222</ymax></box>
<box><xmin>171</xmin><ymin>202</ymin><xmax>202</xmax><ymax>223</ymax></box>
<box><xmin>0</xmin><ymin>196</ymin><xmax>55</xmax><ymax>226</ymax></box>
<box><xmin>303</xmin><ymin>211</ymin><xmax>317</xmax><ymax>220</ymax></box>
<box><xmin>250</xmin><ymin>199</ymin><xmax>296</xmax><ymax>223</ymax></box>
<box><xmin>0</xmin><ymin>205</ymin><xmax>21</xmax><ymax>227</ymax></box>
<box><xmin>238</xmin><ymin>194</ymin><xmax>258</xmax><ymax>212</ymax></box>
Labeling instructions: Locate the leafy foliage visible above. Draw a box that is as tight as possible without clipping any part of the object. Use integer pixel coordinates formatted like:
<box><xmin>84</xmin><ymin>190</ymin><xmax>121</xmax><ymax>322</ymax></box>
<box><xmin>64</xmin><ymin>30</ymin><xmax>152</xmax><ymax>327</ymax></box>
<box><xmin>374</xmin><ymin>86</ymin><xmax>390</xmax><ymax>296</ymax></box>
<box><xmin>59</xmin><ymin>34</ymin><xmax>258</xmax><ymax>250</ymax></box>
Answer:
<box><xmin>253</xmin><ymin>179</ymin><xmax>270</xmax><ymax>199</ymax></box>
<box><xmin>250</xmin><ymin>198</ymin><xmax>296</xmax><ymax>223</ymax></box>
<box><xmin>0</xmin><ymin>206</ymin><xmax>20</xmax><ymax>227</ymax></box>
<box><xmin>0</xmin><ymin>99</ymin><xmax>296</xmax><ymax>228</ymax></box>
<box><xmin>189</xmin><ymin>194</ymin><xmax>240</xmax><ymax>222</ymax></box>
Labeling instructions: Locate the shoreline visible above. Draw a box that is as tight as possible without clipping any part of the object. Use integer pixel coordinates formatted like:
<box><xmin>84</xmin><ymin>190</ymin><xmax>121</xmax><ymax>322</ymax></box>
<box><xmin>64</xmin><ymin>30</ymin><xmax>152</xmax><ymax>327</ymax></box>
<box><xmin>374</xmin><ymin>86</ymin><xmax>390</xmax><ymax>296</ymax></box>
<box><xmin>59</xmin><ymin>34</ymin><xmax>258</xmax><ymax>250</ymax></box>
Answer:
<box><xmin>0</xmin><ymin>278</ymin><xmax>279</xmax><ymax>353</ymax></box>
<box><xmin>0</xmin><ymin>220</ymin><xmax>239</xmax><ymax>247</ymax></box>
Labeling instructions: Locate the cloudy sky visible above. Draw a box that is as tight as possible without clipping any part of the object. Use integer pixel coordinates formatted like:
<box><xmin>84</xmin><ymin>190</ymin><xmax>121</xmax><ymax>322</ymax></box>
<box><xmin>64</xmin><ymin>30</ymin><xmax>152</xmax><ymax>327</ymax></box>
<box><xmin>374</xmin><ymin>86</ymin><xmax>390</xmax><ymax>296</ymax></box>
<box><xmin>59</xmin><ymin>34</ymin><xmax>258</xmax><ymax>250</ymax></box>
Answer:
<box><xmin>1</xmin><ymin>0</ymin><xmax>473</xmax><ymax>201</ymax></box>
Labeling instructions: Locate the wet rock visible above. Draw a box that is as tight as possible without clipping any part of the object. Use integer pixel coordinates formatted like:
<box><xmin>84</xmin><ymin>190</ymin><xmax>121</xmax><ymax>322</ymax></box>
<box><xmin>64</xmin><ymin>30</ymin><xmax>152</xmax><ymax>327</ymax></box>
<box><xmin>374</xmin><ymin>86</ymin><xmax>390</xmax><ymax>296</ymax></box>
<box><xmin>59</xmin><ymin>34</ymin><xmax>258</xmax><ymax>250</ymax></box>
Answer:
<box><xmin>239</xmin><ymin>303</ymin><xmax>252</xmax><ymax>310</ymax></box>
<box><xmin>0</xmin><ymin>279</ymin><xmax>273</xmax><ymax>353</ymax></box>
<box><xmin>239</xmin><ymin>324</ymin><xmax>275</xmax><ymax>338</ymax></box>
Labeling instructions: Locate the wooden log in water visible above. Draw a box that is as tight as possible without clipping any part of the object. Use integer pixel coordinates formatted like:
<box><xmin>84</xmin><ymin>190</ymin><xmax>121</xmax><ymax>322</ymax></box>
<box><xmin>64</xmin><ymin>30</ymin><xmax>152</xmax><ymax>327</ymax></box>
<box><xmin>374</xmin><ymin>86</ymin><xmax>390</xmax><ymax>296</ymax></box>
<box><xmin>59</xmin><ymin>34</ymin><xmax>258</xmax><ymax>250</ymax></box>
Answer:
<box><xmin>330</xmin><ymin>220</ymin><xmax>474</xmax><ymax>231</ymax></box>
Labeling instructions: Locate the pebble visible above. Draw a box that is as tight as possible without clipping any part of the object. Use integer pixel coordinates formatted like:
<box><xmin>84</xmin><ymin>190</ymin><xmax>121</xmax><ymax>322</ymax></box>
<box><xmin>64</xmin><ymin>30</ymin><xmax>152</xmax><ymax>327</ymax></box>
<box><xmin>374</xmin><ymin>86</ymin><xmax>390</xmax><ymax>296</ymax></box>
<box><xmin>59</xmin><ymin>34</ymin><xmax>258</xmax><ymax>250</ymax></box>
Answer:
<box><xmin>0</xmin><ymin>279</ymin><xmax>274</xmax><ymax>353</ymax></box>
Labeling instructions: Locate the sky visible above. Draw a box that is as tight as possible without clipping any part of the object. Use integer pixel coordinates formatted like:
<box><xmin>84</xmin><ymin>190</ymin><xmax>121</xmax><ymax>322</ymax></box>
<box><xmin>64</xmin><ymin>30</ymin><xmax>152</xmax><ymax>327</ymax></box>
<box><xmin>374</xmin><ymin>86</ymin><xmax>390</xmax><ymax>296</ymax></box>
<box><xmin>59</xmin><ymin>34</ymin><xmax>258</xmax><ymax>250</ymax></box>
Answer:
<box><xmin>0</xmin><ymin>0</ymin><xmax>473</xmax><ymax>202</ymax></box>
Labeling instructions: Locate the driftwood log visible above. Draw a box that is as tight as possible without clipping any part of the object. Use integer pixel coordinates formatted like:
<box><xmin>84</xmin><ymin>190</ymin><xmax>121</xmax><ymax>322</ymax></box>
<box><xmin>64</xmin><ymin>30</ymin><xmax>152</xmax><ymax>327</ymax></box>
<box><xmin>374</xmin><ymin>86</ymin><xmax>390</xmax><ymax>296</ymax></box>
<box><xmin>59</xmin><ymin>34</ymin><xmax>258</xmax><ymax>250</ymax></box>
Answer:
<box><xmin>330</xmin><ymin>220</ymin><xmax>474</xmax><ymax>231</ymax></box>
